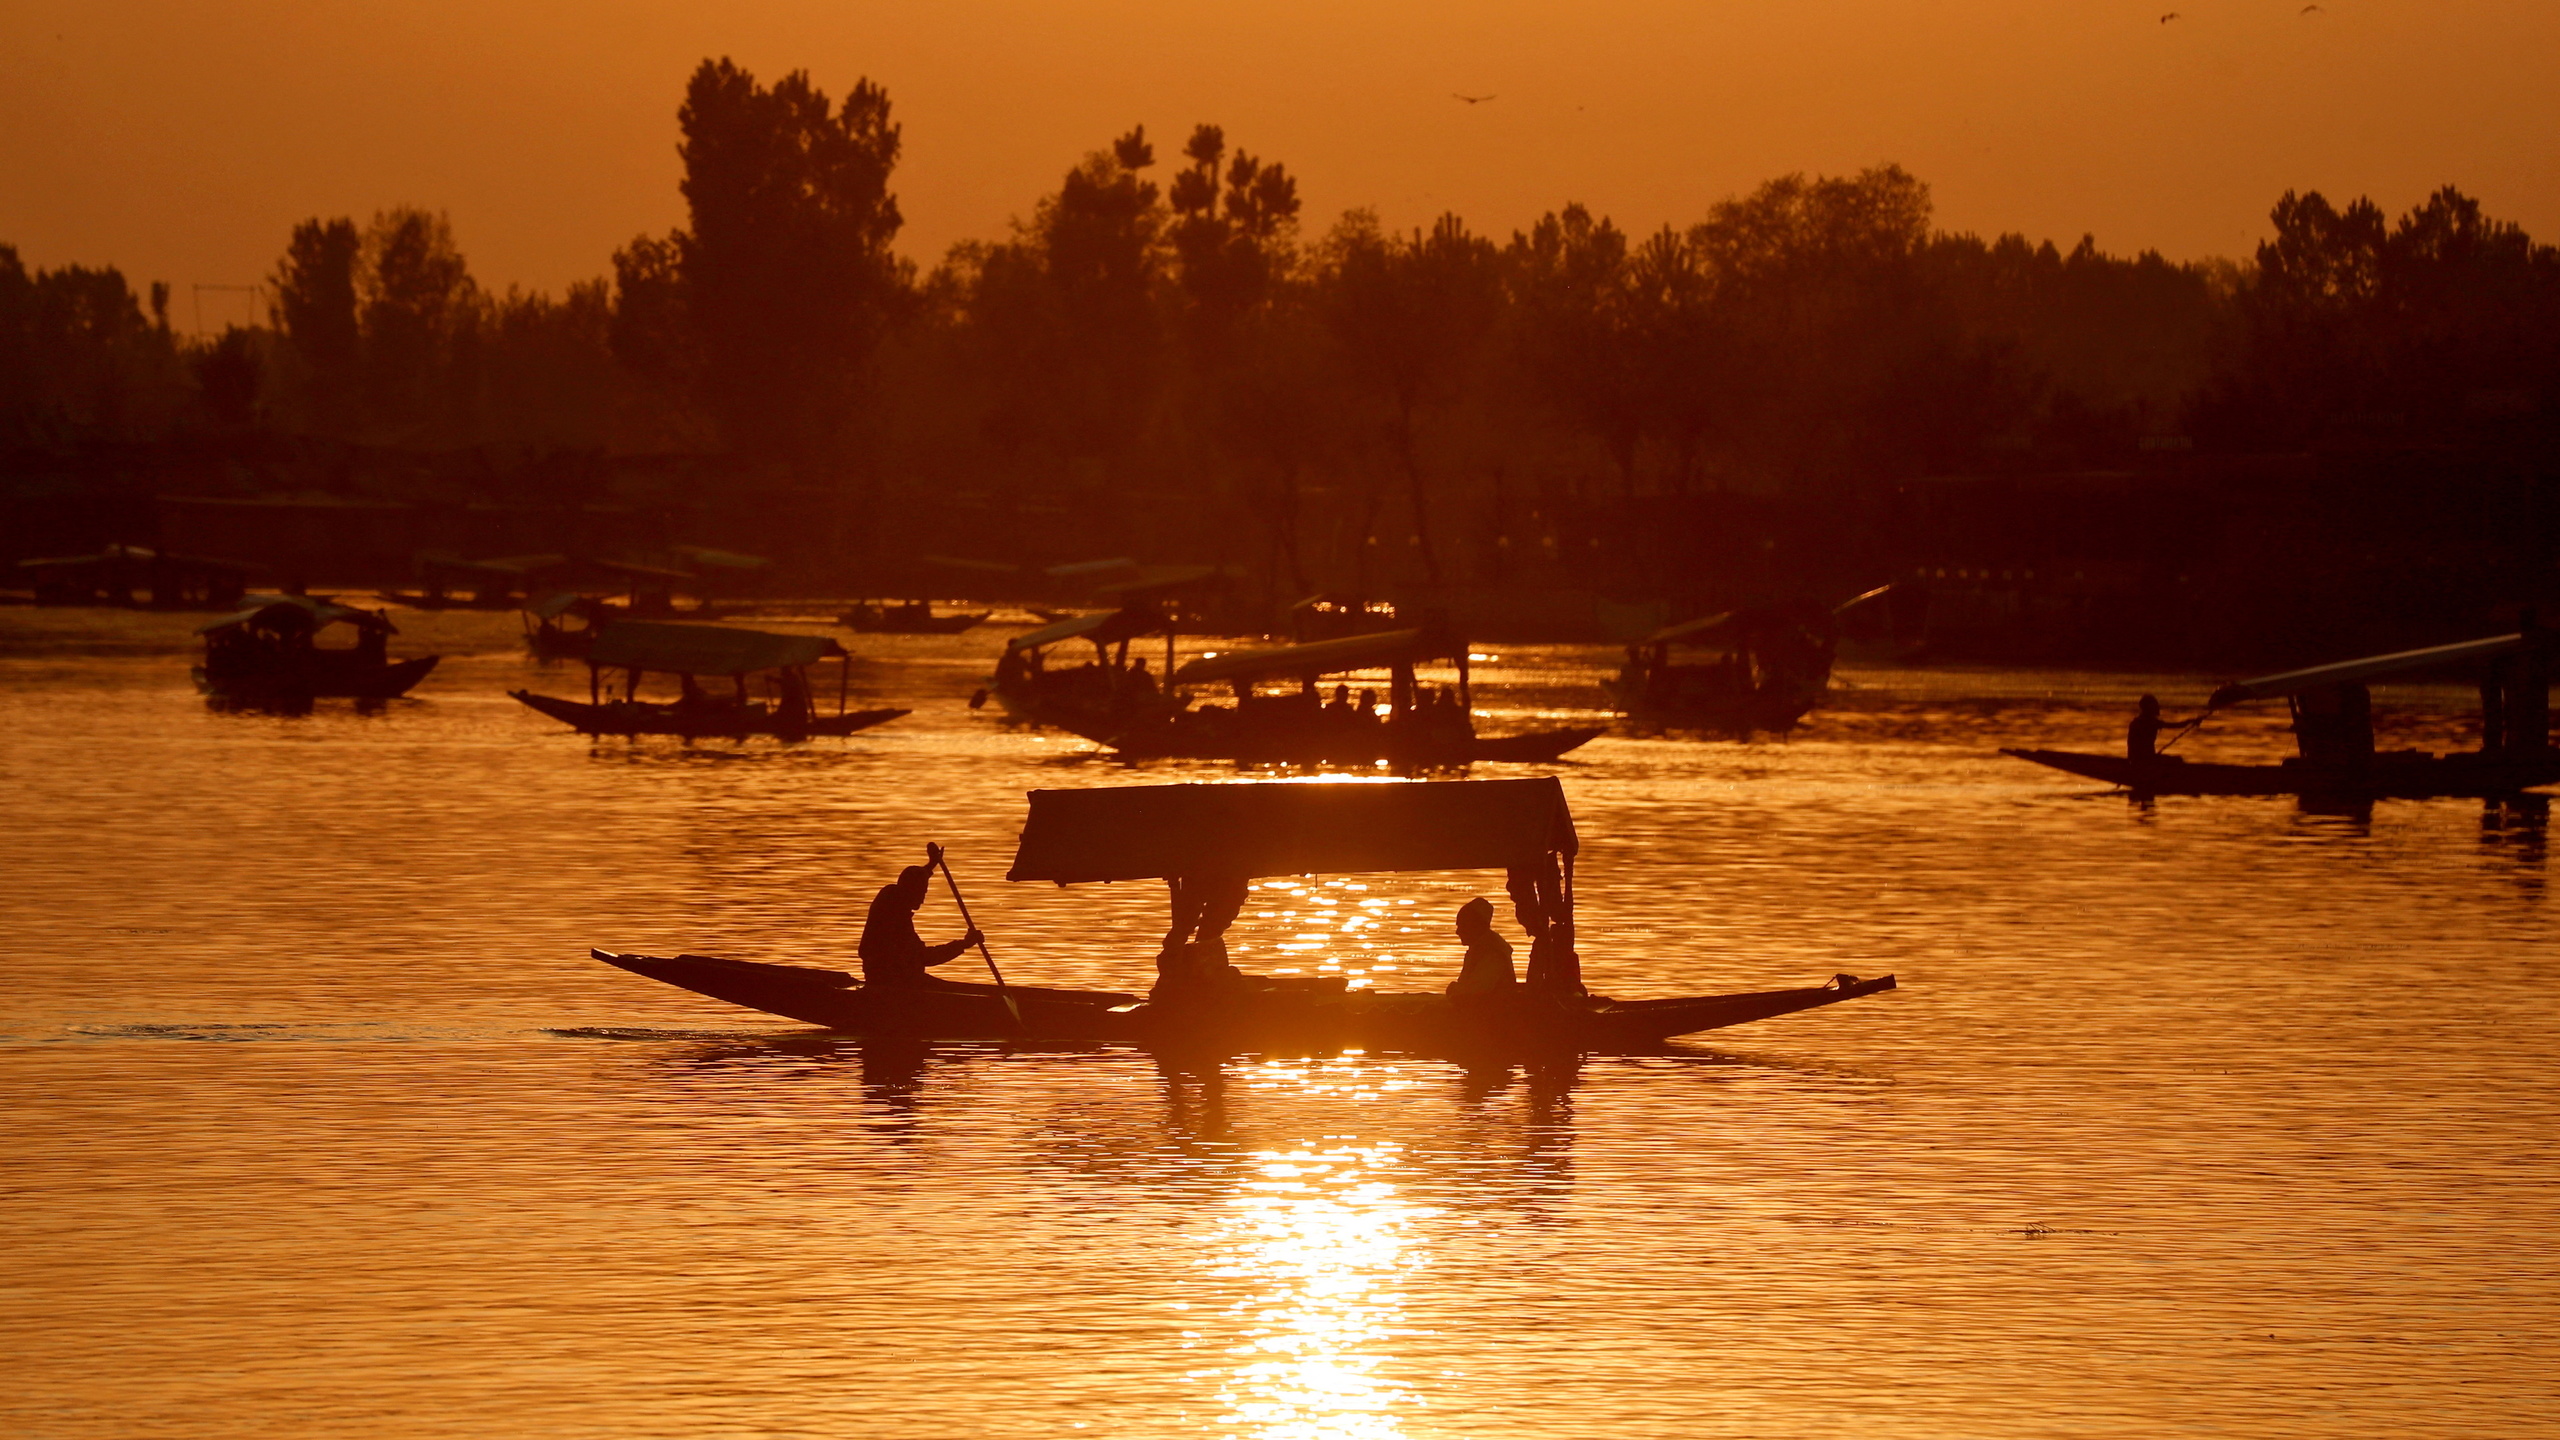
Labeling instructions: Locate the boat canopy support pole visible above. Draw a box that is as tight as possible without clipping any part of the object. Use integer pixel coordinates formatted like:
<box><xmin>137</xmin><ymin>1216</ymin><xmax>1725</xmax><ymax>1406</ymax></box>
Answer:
<box><xmin>838</xmin><ymin>653</ymin><xmax>850</xmax><ymax>716</ymax></box>
<box><xmin>1456</xmin><ymin>650</ymin><xmax>1472</xmax><ymax>714</ymax></box>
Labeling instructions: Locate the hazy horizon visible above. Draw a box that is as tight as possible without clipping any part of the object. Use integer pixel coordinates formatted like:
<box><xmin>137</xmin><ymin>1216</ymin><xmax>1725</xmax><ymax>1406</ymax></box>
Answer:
<box><xmin>7</xmin><ymin>0</ymin><xmax>2556</xmax><ymax>324</ymax></box>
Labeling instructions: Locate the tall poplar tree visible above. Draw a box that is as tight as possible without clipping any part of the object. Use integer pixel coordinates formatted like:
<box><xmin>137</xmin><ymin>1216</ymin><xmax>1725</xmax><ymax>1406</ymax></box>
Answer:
<box><xmin>675</xmin><ymin>57</ymin><xmax>906</xmax><ymax>467</ymax></box>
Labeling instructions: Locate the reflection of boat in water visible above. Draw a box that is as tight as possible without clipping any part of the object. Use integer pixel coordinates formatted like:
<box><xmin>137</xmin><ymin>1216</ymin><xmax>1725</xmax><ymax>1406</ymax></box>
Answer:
<box><xmin>2006</xmin><ymin>628</ymin><xmax>2560</xmax><ymax>798</ymax></box>
<box><xmin>839</xmin><ymin>600</ymin><xmax>991</xmax><ymax>634</ymax></box>
<box><xmin>1606</xmin><ymin>596</ymin><xmax>1856</xmax><ymax>735</ymax></box>
<box><xmin>194</xmin><ymin>594</ymin><xmax>439</xmax><ymax>703</ymax></box>
<box><xmin>510</xmin><ymin>621</ymin><xmax>907</xmax><ymax>740</ymax></box>
<box><xmin>594</xmin><ymin>778</ymin><xmax>1895</xmax><ymax>1051</ymax></box>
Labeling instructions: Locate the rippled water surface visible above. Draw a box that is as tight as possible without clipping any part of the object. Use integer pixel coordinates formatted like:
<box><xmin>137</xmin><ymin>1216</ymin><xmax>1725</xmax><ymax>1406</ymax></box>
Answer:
<box><xmin>5</xmin><ymin>608</ymin><xmax>2556</xmax><ymax>1438</ymax></box>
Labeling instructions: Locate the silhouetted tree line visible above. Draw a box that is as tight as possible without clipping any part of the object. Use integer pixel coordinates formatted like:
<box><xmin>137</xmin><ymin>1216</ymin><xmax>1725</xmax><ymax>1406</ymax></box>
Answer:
<box><xmin>7</xmin><ymin>57</ymin><xmax>2557</xmax><ymax>602</ymax></box>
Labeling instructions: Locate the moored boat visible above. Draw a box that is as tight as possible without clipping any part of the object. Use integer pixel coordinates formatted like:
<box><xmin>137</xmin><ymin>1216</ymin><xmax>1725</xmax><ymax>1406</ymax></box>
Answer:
<box><xmin>591</xmin><ymin>778</ymin><xmax>1896</xmax><ymax>1053</ymax></box>
<box><xmin>840</xmin><ymin>600</ymin><xmax>991</xmax><ymax>634</ymax></box>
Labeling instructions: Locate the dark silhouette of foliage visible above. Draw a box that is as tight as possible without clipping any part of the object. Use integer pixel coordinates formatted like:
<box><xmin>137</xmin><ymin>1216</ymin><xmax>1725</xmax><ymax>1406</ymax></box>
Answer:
<box><xmin>270</xmin><ymin>217</ymin><xmax>362</xmax><ymax>432</ymax></box>
<box><xmin>675</xmin><ymin>57</ymin><xmax>906</xmax><ymax>466</ymax></box>
<box><xmin>191</xmin><ymin>326</ymin><xmax>261</xmax><ymax>428</ymax></box>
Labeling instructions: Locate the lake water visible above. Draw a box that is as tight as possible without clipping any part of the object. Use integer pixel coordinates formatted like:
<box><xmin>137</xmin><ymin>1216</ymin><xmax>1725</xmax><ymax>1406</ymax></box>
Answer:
<box><xmin>4</xmin><ymin>607</ymin><xmax>2555</xmax><ymax>1438</ymax></box>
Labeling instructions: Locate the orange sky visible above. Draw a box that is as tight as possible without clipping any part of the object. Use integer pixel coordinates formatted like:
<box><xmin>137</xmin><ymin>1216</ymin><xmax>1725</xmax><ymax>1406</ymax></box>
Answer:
<box><xmin>6</xmin><ymin>1</ymin><xmax>2553</xmax><ymax>327</ymax></box>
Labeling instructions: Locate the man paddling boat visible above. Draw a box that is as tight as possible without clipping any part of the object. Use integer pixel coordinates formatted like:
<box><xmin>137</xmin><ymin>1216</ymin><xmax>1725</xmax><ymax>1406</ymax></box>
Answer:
<box><xmin>859</xmin><ymin>862</ymin><xmax>982</xmax><ymax>988</ymax></box>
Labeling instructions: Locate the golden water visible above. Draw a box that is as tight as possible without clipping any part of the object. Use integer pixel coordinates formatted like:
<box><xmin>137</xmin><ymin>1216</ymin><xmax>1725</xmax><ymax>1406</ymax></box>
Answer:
<box><xmin>4</xmin><ymin>609</ymin><xmax>2555</xmax><ymax>1437</ymax></box>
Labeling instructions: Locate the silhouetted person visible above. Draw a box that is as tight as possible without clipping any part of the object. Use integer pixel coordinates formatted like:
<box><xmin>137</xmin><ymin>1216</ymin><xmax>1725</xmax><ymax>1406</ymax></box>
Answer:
<box><xmin>1152</xmin><ymin>874</ymin><xmax>1248</xmax><ymax>1001</ymax></box>
<box><xmin>2291</xmin><ymin>682</ymin><xmax>2374</xmax><ymax>766</ymax></box>
<box><xmin>858</xmin><ymin>864</ymin><xmax>981</xmax><ymax>989</ymax></box>
<box><xmin>2127</xmin><ymin>694</ymin><xmax>2166</xmax><ymax>762</ymax></box>
<box><xmin>1445</xmin><ymin>897</ymin><xmax>1517</xmax><ymax>997</ymax></box>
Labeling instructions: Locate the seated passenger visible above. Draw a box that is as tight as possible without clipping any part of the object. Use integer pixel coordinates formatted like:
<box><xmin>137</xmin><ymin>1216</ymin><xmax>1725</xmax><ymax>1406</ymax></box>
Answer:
<box><xmin>1445</xmin><ymin>897</ymin><xmax>1518</xmax><ymax>997</ymax></box>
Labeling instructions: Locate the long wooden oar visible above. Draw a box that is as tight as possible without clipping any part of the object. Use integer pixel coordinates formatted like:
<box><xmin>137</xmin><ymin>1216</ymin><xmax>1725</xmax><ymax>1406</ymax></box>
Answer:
<box><xmin>927</xmin><ymin>842</ymin><xmax>1023</xmax><ymax>1028</ymax></box>
<box><xmin>2155</xmin><ymin>708</ymin><xmax>2214</xmax><ymax>755</ymax></box>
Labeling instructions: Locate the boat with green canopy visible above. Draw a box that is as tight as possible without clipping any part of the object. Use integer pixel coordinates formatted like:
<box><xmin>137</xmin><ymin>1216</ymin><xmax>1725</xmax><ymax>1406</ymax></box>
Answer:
<box><xmin>592</xmin><ymin>777</ymin><xmax>1895</xmax><ymax>1051</ymax></box>
<box><xmin>2004</xmin><ymin>627</ymin><xmax>2560</xmax><ymax>797</ymax></box>
<box><xmin>510</xmin><ymin>621</ymin><xmax>907</xmax><ymax>740</ymax></box>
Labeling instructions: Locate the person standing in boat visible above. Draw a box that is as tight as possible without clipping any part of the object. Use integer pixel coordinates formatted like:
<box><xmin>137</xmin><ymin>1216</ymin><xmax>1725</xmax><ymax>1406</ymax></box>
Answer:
<box><xmin>859</xmin><ymin>864</ymin><xmax>982</xmax><ymax>989</ymax></box>
<box><xmin>1446</xmin><ymin>897</ymin><xmax>1518</xmax><ymax>998</ymax></box>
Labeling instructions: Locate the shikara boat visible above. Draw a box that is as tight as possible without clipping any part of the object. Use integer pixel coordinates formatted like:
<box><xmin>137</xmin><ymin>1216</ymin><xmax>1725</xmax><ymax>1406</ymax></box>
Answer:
<box><xmin>511</xmin><ymin>621</ymin><xmax>907</xmax><ymax>740</ymax></box>
<box><xmin>2005</xmin><ymin>629</ymin><xmax>2560</xmax><ymax>798</ymax></box>
<box><xmin>520</xmin><ymin>591</ymin><xmax>615</xmax><ymax>662</ymax></box>
<box><xmin>1003</xmin><ymin>624</ymin><xmax>1601</xmax><ymax>766</ymax></box>
<box><xmin>1607</xmin><ymin>598</ymin><xmax>1844</xmax><ymax>736</ymax></box>
<box><xmin>840</xmin><ymin>600</ymin><xmax>991</xmax><ymax>634</ymax></box>
<box><xmin>592</xmin><ymin>778</ymin><xmax>1896</xmax><ymax>1053</ymax></box>
<box><xmin>194</xmin><ymin>594</ymin><xmax>439</xmax><ymax>702</ymax></box>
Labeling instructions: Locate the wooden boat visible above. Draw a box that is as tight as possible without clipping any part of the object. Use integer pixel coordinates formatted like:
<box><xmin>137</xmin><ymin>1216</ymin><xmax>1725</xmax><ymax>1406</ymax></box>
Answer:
<box><xmin>592</xmin><ymin>950</ymin><xmax>1893</xmax><ymax>1050</ymax></box>
<box><xmin>2005</xmin><ymin>628</ymin><xmax>2560</xmax><ymax>799</ymax></box>
<box><xmin>193</xmin><ymin>594</ymin><xmax>439</xmax><ymax>702</ymax></box>
<box><xmin>2000</xmin><ymin>747</ymin><xmax>2560</xmax><ymax>797</ymax></box>
<box><xmin>840</xmin><ymin>601</ymin><xmax>991</xmax><ymax>634</ymax></box>
<box><xmin>590</xmin><ymin>778</ymin><xmax>1897</xmax><ymax>1053</ymax></box>
<box><xmin>520</xmin><ymin>591</ymin><xmax>615</xmax><ymax>662</ymax></box>
<box><xmin>1002</xmin><ymin>623</ymin><xmax>1601</xmax><ymax>767</ymax></box>
<box><xmin>1606</xmin><ymin>597</ymin><xmax>1847</xmax><ymax>736</ymax></box>
<box><xmin>511</xmin><ymin>620</ymin><xmax>908</xmax><ymax>740</ymax></box>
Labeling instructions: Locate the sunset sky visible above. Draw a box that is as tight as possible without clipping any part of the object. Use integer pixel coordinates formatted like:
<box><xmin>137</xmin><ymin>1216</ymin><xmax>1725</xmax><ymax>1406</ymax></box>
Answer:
<box><xmin>6</xmin><ymin>0</ymin><xmax>2553</xmax><ymax>326</ymax></box>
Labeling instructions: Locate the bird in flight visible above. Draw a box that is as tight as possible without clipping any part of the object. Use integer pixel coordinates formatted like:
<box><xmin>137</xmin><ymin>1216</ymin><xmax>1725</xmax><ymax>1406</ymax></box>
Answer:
<box><xmin>2300</xmin><ymin>3</ymin><xmax>2323</xmax><ymax>11</ymax></box>
<box><xmin>2159</xmin><ymin>11</ymin><xmax>2180</xmax><ymax>21</ymax></box>
<box><xmin>1453</xmin><ymin>93</ymin><xmax>1496</xmax><ymax>105</ymax></box>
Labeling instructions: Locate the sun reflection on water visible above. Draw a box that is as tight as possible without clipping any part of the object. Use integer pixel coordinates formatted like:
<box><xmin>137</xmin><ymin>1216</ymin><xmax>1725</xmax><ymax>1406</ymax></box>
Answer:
<box><xmin>1195</xmin><ymin>1061</ymin><xmax>1438</xmax><ymax>1440</ymax></box>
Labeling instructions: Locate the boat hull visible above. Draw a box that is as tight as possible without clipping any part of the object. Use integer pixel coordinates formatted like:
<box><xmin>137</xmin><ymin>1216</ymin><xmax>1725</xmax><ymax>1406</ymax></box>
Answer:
<box><xmin>195</xmin><ymin>653</ymin><xmax>439</xmax><ymax>701</ymax></box>
<box><xmin>842</xmin><ymin>609</ymin><xmax>990</xmax><ymax>634</ymax></box>
<box><xmin>2002</xmin><ymin>746</ymin><xmax>2560</xmax><ymax>797</ymax></box>
<box><xmin>511</xmin><ymin>690</ymin><xmax>908</xmax><ymax>739</ymax></box>
<box><xmin>592</xmin><ymin>950</ymin><xmax>1896</xmax><ymax>1053</ymax></box>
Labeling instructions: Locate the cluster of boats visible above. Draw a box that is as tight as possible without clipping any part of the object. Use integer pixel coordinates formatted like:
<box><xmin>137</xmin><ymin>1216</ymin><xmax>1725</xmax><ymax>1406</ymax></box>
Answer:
<box><xmin>188</xmin><ymin>581</ymin><xmax>2560</xmax><ymax>805</ymax></box>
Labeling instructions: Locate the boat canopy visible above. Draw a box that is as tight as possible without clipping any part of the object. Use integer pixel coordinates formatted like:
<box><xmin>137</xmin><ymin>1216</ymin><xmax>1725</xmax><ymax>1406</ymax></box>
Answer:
<box><xmin>1007</xmin><ymin>607</ymin><xmax>1165</xmax><ymax>652</ymax></box>
<box><xmin>1641</xmin><ymin>612</ymin><xmax>1736</xmax><ymax>646</ymax></box>
<box><xmin>1045</xmin><ymin>557</ymin><xmax>1141</xmax><ymax>581</ymax></box>
<box><xmin>586</xmin><ymin>621</ymin><xmax>845</xmax><ymax>676</ymax></box>
<box><xmin>925</xmin><ymin>554</ymin><xmax>1024</xmax><ymax>576</ymax></box>
<box><xmin>590</xmin><ymin>557</ymin><xmax>700</xmax><ymax>586</ymax></box>
<box><xmin>420</xmin><ymin>552</ymin><xmax>566</xmax><ymax>578</ymax></box>
<box><xmin>1092</xmin><ymin>563</ymin><xmax>1222</xmax><ymax>598</ymax></box>
<box><xmin>1173</xmin><ymin>628</ymin><xmax>1458</xmax><ymax>687</ymax></box>
<box><xmin>21</xmin><ymin>543</ymin><xmax>251</xmax><ymax>575</ymax></box>
<box><xmin>1007</xmin><ymin>778</ymin><xmax>1578</xmax><ymax>884</ymax></box>
<box><xmin>526</xmin><ymin>590</ymin><xmax>587</xmax><ymax>621</ymax></box>
<box><xmin>197</xmin><ymin>594</ymin><xmax>389</xmax><ymax>635</ymax></box>
<box><xmin>2209</xmin><ymin>631</ymin><xmax>2535</xmax><ymax>707</ymax></box>
<box><xmin>1834</xmin><ymin>583</ymin><xmax>1894</xmax><ymax>615</ymax></box>
<box><xmin>669</xmin><ymin>544</ymin><xmax>770</xmax><ymax>571</ymax></box>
